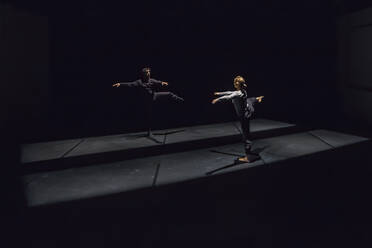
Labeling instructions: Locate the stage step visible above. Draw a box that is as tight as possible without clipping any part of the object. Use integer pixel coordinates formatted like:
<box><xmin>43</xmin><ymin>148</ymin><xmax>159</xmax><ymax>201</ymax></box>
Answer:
<box><xmin>21</xmin><ymin>119</ymin><xmax>304</xmax><ymax>174</ymax></box>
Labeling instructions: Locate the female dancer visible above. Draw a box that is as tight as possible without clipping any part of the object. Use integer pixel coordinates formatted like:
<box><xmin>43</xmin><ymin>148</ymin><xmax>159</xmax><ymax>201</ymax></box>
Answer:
<box><xmin>212</xmin><ymin>76</ymin><xmax>264</xmax><ymax>162</ymax></box>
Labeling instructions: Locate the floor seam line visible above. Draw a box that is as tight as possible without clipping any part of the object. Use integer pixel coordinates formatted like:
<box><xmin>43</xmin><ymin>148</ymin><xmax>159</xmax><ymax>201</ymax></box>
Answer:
<box><xmin>152</xmin><ymin>162</ymin><xmax>161</xmax><ymax>187</ymax></box>
<box><xmin>61</xmin><ymin>139</ymin><xmax>85</xmax><ymax>158</ymax></box>
<box><xmin>308</xmin><ymin>131</ymin><xmax>335</xmax><ymax>148</ymax></box>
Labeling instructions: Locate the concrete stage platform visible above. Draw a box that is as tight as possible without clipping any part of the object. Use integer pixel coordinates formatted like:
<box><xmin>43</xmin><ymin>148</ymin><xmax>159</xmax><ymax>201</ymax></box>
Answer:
<box><xmin>22</xmin><ymin>123</ymin><xmax>369</xmax><ymax>207</ymax></box>
<box><xmin>22</xmin><ymin>120</ymin><xmax>372</xmax><ymax>248</ymax></box>
<box><xmin>21</xmin><ymin>119</ymin><xmax>300</xmax><ymax>173</ymax></box>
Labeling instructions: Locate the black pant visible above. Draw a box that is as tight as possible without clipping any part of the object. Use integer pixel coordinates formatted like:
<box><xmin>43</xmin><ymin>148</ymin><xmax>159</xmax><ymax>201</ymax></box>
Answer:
<box><xmin>147</xmin><ymin>91</ymin><xmax>184</xmax><ymax>134</ymax></box>
<box><xmin>239</xmin><ymin>116</ymin><xmax>252</xmax><ymax>156</ymax></box>
<box><xmin>153</xmin><ymin>91</ymin><xmax>184</xmax><ymax>102</ymax></box>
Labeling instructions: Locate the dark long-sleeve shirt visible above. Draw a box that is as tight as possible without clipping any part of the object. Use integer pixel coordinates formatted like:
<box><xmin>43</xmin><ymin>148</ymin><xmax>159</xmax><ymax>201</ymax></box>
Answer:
<box><xmin>119</xmin><ymin>78</ymin><xmax>163</xmax><ymax>95</ymax></box>
<box><xmin>215</xmin><ymin>90</ymin><xmax>258</xmax><ymax>118</ymax></box>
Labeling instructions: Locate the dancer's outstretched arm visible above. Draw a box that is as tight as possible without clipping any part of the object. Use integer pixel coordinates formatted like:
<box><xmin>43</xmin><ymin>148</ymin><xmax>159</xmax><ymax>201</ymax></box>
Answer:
<box><xmin>214</xmin><ymin>91</ymin><xmax>235</xmax><ymax>96</ymax></box>
<box><xmin>150</xmin><ymin>78</ymin><xmax>168</xmax><ymax>86</ymax></box>
<box><xmin>112</xmin><ymin>81</ymin><xmax>140</xmax><ymax>88</ymax></box>
<box><xmin>212</xmin><ymin>91</ymin><xmax>241</xmax><ymax>104</ymax></box>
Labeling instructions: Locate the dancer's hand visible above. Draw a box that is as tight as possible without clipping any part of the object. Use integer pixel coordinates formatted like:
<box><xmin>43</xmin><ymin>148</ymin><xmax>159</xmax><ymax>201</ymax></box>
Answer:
<box><xmin>256</xmin><ymin>96</ymin><xmax>264</xmax><ymax>103</ymax></box>
<box><xmin>161</xmin><ymin>81</ymin><xmax>168</xmax><ymax>86</ymax></box>
<box><xmin>212</xmin><ymin>99</ymin><xmax>219</xmax><ymax>104</ymax></box>
<box><xmin>112</xmin><ymin>83</ymin><xmax>121</xmax><ymax>87</ymax></box>
<box><xmin>214</xmin><ymin>92</ymin><xmax>220</xmax><ymax>96</ymax></box>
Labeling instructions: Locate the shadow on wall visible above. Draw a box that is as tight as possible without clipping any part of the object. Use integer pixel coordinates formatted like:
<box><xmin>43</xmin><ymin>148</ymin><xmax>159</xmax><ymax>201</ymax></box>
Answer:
<box><xmin>338</xmin><ymin>7</ymin><xmax>372</xmax><ymax>126</ymax></box>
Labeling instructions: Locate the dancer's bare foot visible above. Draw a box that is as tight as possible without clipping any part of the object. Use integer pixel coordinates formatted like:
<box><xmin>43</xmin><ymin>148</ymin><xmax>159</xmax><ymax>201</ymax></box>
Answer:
<box><xmin>238</xmin><ymin>156</ymin><xmax>250</xmax><ymax>163</ymax></box>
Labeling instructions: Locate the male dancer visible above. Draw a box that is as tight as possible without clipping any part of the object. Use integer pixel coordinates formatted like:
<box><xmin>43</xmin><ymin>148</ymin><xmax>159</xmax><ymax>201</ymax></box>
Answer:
<box><xmin>112</xmin><ymin>67</ymin><xmax>184</xmax><ymax>140</ymax></box>
<box><xmin>212</xmin><ymin>76</ymin><xmax>264</xmax><ymax>163</ymax></box>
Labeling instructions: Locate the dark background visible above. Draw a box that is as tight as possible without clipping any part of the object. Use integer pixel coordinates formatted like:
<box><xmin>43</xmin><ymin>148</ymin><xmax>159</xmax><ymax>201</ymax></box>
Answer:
<box><xmin>2</xmin><ymin>1</ymin><xmax>372</xmax><ymax>247</ymax></box>
<box><xmin>48</xmin><ymin>1</ymin><xmax>337</xmax><ymax>141</ymax></box>
<box><xmin>2</xmin><ymin>0</ymin><xmax>372</xmax><ymax>142</ymax></box>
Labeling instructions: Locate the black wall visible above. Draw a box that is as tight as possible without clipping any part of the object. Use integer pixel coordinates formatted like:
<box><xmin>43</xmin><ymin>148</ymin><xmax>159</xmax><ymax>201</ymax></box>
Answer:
<box><xmin>8</xmin><ymin>1</ymin><xmax>341</xmax><ymax>141</ymax></box>
<box><xmin>0</xmin><ymin>4</ymin><xmax>49</xmax><ymax>139</ymax></box>
<box><xmin>338</xmin><ymin>6</ymin><xmax>372</xmax><ymax>126</ymax></box>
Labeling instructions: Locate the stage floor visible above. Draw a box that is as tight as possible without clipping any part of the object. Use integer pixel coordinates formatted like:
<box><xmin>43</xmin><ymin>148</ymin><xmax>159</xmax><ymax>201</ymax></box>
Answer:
<box><xmin>22</xmin><ymin>119</ymin><xmax>369</xmax><ymax>207</ymax></box>
<box><xmin>21</xmin><ymin>119</ymin><xmax>294</xmax><ymax>164</ymax></box>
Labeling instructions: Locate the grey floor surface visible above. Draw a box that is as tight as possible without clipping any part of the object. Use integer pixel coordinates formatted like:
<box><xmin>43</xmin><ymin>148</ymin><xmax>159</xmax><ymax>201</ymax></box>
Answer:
<box><xmin>22</xmin><ymin>128</ymin><xmax>368</xmax><ymax>207</ymax></box>
<box><xmin>21</xmin><ymin>119</ymin><xmax>294</xmax><ymax>164</ymax></box>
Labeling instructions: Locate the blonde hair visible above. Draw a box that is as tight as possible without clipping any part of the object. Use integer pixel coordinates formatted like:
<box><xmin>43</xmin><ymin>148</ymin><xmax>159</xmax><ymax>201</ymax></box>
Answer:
<box><xmin>234</xmin><ymin>76</ymin><xmax>246</xmax><ymax>87</ymax></box>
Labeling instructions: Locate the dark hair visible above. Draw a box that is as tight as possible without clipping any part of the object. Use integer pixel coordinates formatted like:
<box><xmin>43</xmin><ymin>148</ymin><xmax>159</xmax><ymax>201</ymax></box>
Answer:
<box><xmin>142</xmin><ymin>67</ymin><xmax>151</xmax><ymax>74</ymax></box>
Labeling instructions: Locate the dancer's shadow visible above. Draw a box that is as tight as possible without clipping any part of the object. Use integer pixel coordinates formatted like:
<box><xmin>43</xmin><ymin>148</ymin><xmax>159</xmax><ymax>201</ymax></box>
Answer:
<box><xmin>123</xmin><ymin>133</ymin><xmax>164</xmax><ymax>144</ymax></box>
<box><xmin>152</xmin><ymin>129</ymin><xmax>186</xmax><ymax>144</ymax></box>
<box><xmin>206</xmin><ymin>160</ymin><xmax>247</xmax><ymax>176</ymax></box>
<box><xmin>123</xmin><ymin>129</ymin><xmax>186</xmax><ymax>144</ymax></box>
<box><xmin>209</xmin><ymin>145</ymin><xmax>268</xmax><ymax>157</ymax></box>
<box><xmin>209</xmin><ymin>150</ymin><xmax>244</xmax><ymax>157</ymax></box>
<box><xmin>152</xmin><ymin>129</ymin><xmax>186</xmax><ymax>136</ymax></box>
<box><xmin>250</xmin><ymin>146</ymin><xmax>268</xmax><ymax>156</ymax></box>
<box><xmin>123</xmin><ymin>133</ymin><xmax>149</xmax><ymax>139</ymax></box>
<box><xmin>206</xmin><ymin>146</ymin><xmax>269</xmax><ymax>175</ymax></box>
